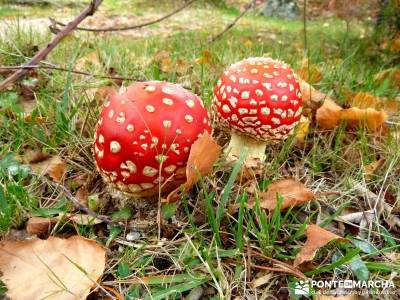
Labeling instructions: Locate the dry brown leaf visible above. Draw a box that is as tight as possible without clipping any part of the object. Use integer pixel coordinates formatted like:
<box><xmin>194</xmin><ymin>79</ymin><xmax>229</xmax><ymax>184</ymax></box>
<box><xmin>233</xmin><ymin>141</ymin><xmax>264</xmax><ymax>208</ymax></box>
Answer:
<box><xmin>56</xmin><ymin>213</ymin><xmax>103</xmax><ymax>226</ymax></box>
<box><xmin>84</xmin><ymin>86</ymin><xmax>116</xmax><ymax>105</ymax></box>
<box><xmin>363</xmin><ymin>158</ymin><xmax>385</xmax><ymax>178</ymax></box>
<box><xmin>298</xmin><ymin>79</ymin><xmax>330</xmax><ymax>111</ymax></box>
<box><xmin>160</xmin><ymin>57</ymin><xmax>173</xmax><ymax>73</ymax></box>
<box><xmin>375</xmin><ymin>68</ymin><xmax>400</xmax><ymax>88</ymax></box>
<box><xmin>75</xmin><ymin>187</ymin><xmax>89</xmax><ymax>206</ymax></box>
<box><xmin>294</xmin><ymin>224</ymin><xmax>346</xmax><ymax>267</ymax></box>
<box><xmin>165</xmin><ymin>132</ymin><xmax>221</xmax><ymax>202</ymax></box>
<box><xmin>30</xmin><ymin>155</ymin><xmax>67</xmax><ymax>182</ymax></box>
<box><xmin>76</xmin><ymin>52</ymin><xmax>101</xmax><ymax>70</ymax></box>
<box><xmin>0</xmin><ymin>236</ymin><xmax>106</xmax><ymax>300</ymax></box>
<box><xmin>297</xmin><ymin>58</ymin><xmax>323</xmax><ymax>84</ymax></box>
<box><xmin>248</xmin><ymin>178</ymin><xmax>315</xmax><ymax>211</ymax></box>
<box><xmin>26</xmin><ymin>217</ymin><xmax>55</xmax><ymax>235</ymax></box>
<box><xmin>184</xmin><ymin>132</ymin><xmax>221</xmax><ymax>189</ymax></box>
<box><xmin>316</xmin><ymin>99</ymin><xmax>387</xmax><ymax>131</ymax></box>
<box><xmin>317</xmin><ymin>295</ymin><xmax>360</xmax><ymax>300</ymax></box>
<box><xmin>195</xmin><ymin>49</ymin><xmax>212</xmax><ymax>65</ymax></box>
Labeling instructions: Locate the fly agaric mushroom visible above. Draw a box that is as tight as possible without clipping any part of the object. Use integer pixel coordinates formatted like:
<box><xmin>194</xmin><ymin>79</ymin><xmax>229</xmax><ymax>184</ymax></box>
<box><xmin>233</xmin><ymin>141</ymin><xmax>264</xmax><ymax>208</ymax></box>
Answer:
<box><xmin>93</xmin><ymin>81</ymin><xmax>211</xmax><ymax>197</ymax></box>
<box><xmin>213</xmin><ymin>57</ymin><xmax>302</xmax><ymax>162</ymax></box>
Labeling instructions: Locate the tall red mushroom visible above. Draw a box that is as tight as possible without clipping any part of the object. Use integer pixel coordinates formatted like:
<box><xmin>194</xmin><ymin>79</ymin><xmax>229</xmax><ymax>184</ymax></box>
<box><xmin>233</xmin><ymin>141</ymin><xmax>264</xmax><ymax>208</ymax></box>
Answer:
<box><xmin>93</xmin><ymin>81</ymin><xmax>211</xmax><ymax>197</ymax></box>
<box><xmin>213</xmin><ymin>57</ymin><xmax>303</xmax><ymax>162</ymax></box>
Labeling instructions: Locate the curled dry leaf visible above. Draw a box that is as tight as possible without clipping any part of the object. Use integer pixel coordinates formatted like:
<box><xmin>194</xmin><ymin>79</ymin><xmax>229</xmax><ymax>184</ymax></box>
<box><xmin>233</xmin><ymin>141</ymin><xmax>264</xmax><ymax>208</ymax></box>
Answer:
<box><xmin>26</xmin><ymin>217</ymin><xmax>55</xmax><ymax>235</ymax></box>
<box><xmin>0</xmin><ymin>236</ymin><xmax>106</xmax><ymax>300</ymax></box>
<box><xmin>30</xmin><ymin>155</ymin><xmax>67</xmax><ymax>182</ymax></box>
<box><xmin>165</xmin><ymin>132</ymin><xmax>221</xmax><ymax>202</ymax></box>
<box><xmin>298</xmin><ymin>79</ymin><xmax>330</xmax><ymax>111</ymax></box>
<box><xmin>248</xmin><ymin>178</ymin><xmax>315</xmax><ymax>211</ymax></box>
<box><xmin>316</xmin><ymin>99</ymin><xmax>387</xmax><ymax>131</ymax></box>
<box><xmin>294</xmin><ymin>224</ymin><xmax>346</xmax><ymax>267</ymax></box>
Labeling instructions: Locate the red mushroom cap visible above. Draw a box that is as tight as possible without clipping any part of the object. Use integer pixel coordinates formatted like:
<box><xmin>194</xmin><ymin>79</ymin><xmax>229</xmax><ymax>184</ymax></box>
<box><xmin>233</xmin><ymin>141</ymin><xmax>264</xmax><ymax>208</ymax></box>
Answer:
<box><xmin>213</xmin><ymin>57</ymin><xmax>302</xmax><ymax>141</ymax></box>
<box><xmin>93</xmin><ymin>81</ymin><xmax>211</xmax><ymax>196</ymax></box>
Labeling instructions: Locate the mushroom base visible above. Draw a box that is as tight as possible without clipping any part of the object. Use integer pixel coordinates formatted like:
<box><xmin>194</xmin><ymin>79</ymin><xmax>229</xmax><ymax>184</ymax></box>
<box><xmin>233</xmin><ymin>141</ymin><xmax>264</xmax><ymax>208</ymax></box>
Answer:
<box><xmin>225</xmin><ymin>133</ymin><xmax>267</xmax><ymax>164</ymax></box>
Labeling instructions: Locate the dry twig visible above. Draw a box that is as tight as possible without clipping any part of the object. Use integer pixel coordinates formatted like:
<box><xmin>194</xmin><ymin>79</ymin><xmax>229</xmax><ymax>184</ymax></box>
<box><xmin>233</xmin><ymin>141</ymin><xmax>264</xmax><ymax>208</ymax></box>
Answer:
<box><xmin>0</xmin><ymin>64</ymin><xmax>137</xmax><ymax>81</ymax></box>
<box><xmin>0</xmin><ymin>0</ymin><xmax>103</xmax><ymax>91</ymax></box>
<box><xmin>53</xmin><ymin>0</ymin><xmax>196</xmax><ymax>32</ymax></box>
<box><xmin>210</xmin><ymin>0</ymin><xmax>257</xmax><ymax>42</ymax></box>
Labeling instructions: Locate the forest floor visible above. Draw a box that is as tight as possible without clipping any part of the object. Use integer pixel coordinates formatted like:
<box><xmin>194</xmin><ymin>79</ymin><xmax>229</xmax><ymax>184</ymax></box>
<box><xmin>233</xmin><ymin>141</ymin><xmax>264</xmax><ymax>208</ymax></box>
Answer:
<box><xmin>0</xmin><ymin>0</ymin><xmax>399</xmax><ymax>299</ymax></box>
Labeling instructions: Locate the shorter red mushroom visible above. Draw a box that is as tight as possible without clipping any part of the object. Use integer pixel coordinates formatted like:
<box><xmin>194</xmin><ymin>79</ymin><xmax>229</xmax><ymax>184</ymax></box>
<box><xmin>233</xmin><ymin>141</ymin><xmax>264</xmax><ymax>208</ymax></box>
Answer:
<box><xmin>213</xmin><ymin>57</ymin><xmax>303</xmax><ymax>162</ymax></box>
<box><xmin>93</xmin><ymin>81</ymin><xmax>211</xmax><ymax>197</ymax></box>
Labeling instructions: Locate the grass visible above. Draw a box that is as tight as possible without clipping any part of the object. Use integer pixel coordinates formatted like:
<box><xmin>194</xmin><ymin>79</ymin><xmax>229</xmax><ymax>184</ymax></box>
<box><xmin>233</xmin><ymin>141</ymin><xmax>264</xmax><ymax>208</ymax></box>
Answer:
<box><xmin>0</xmin><ymin>0</ymin><xmax>399</xmax><ymax>299</ymax></box>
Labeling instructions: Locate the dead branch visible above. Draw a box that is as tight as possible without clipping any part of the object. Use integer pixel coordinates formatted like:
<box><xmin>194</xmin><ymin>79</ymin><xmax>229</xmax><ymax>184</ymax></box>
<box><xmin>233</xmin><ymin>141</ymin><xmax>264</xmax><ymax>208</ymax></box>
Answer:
<box><xmin>53</xmin><ymin>0</ymin><xmax>196</xmax><ymax>32</ymax></box>
<box><xmin>0</xmin><ymin>0</ymin><xmax>103</xmax><ymax>91</ymax></box>
<box><xmin>210</xmin><ymin>0</ymin><xmax>257</xmax><ymax>43</ymax></box>
<box><xmin>0</xmin><ymin>64</ymin><xmax>137</xmax><ymax>81</ymax></box>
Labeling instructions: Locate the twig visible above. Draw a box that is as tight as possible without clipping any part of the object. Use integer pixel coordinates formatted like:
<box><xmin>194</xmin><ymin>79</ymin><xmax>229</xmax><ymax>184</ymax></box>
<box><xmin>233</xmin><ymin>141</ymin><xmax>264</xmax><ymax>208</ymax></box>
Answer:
<box><xmin>0</xmin><ymin>0</ymin><xmax>103</xmax><ymax>91</ymax></box>
<box><xmin>251</xmin><ymin>250</ymin><xmax>307</xmax><ymax>280</ymax></box>
<box><xmin>31</xmin><ymin>171</ymin><xmax>112</xmax><ymax>224</ymax></box>
<box><xmin>53</xmin><ymin>0</ymin><xmax>196</xmax><ymax>32</ymax></box>
<box><xmin>0</xmin><ymin>64</ymin><xmax>137</xmax><ymax>81</ymax></box>
<box><xmin>210</xmin><ymin>0</ymin><xmax>256</xmax><ymax>43</ymax></box>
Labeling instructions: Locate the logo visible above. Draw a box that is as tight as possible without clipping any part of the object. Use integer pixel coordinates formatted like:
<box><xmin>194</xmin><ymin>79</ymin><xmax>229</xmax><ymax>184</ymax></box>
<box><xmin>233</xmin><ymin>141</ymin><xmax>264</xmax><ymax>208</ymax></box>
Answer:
<box><xmin>294</xmin><ymin>280</ymin><xmax>310</xmax><ymax>295</ymax></box>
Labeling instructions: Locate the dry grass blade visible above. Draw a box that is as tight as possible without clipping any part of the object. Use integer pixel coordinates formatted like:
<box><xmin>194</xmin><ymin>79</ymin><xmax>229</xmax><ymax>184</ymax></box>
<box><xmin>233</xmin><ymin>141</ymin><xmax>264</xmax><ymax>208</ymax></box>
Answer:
<box><xmin>0</xmin><ymin>236</ymin><xmax>106</xmax><ymax>300</ymax></box>
<box><xmin>30</xmin><ymin>155</ymin><xmax>67</xmax><ymax>183</ymax></box>
<box><xmin>294</xmin><ymin>224</ymin><xmax>347</xmax><ymax>267</ymax></box>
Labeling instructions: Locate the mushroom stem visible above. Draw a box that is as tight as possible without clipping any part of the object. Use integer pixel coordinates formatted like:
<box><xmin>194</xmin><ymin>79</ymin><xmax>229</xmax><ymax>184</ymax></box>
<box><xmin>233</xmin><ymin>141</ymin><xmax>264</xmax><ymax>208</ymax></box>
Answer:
<box><xmin>225</xmin><ymin>132</ymin><xmax>267</xmax><ymax>162</ymax></box>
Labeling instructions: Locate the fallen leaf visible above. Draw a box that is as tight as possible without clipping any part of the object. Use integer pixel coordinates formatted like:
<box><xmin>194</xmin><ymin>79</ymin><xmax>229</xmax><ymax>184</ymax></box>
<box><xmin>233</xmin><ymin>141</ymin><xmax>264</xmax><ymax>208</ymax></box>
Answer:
<box><xmin>84</xmin><ymin>86</ymin><xmax>116</xmax><ymax>105</ymax></box>
<box><xmin>295</xmin><ymin>116</ymin><xmax>310</xmax><ymax>141</ymax></box>
<box><xmin>160</xmin><ymin>57</ymin><xmax>173</xmax><ymax>73</ymax></box>
<box><xmin>294</xmin><ymin>224</ymin><xmax>346</xmax><ymax>266</ymax></box>
<box><xmin>316</xmin><ymin>99</ymin><xmax>387</xmax><ymax>131</ymax></box>
<box><xmin>374</xmin><ymin>68</ymin><xmax>400</xmax><ymax>88</ymax></box>
<box><xmin>317</xmin><ymin>295</ymin><xmax>360</xmax><ymax>300</ymax></box>
<box><xmin>165</xmin><ymin>132</ymin><xmax>221</xmax><ymax>202</ymax></box>
<box><xmin>26</xmin><ymin>217</ymin><xmax>55</xmax><ymax>235</ymax></box>
<box><xmin>298</xmin><ymin>79</ymin><xmax>330</xmax><ymax>111</ymax></box>
<box><xmin>56</xmin><ymin>213</ymin><xmax>103</xmax><ymax>226</ymax></box>
<box><xmin>194</xmin><ymin>49</ymin><xmax>212</xmax><ymax>65</ymax></box>
<box><xmin>185</xmin><ymin>132</ymin><xmax>221</xmax><ymax>188</ymax></box>
<box><xmin>363</xmin><ymin>158</ymin><xmax>385</xmax><ymax>178</ymax></box>
<box><xmin>248</xmin><ymin>178</ymin><xmax>315</xmax><ymax>211</ymax></box>
<box><xmin>0</xmin><ymin>236</ymin><xmax>106</xmax><ymax>300</ymax></box>
<box><xmin>76</xmin><ymin>52</ymin><xmax>101</xmax><ymax>70</ymax></box>
<box><xmin>346</xmin><ymin>92</ymin><xmax>399</xmax><ymax>116</ymax></box>
<box><xmin>75</xmin><ymin>187</ymin><xmax>88</xmax><ymax>206</ymax></box>
<box><xmin>297</xmin><ymin>58</ymin><xmax>323</xmax><ymax>84</ymax></box>
<box><xmin>30</xmin><ymin>155</ymin><xmax>67</xmax><ymax>182</ymax></box>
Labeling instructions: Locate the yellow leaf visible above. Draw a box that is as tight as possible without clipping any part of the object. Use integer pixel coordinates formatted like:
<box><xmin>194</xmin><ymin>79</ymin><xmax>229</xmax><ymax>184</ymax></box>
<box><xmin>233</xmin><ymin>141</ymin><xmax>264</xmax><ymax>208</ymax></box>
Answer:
<box><xmin>316</xmin><ymin>99</ymin><xmax>387</xmax><ymax>131</ymax></box>
<box><xmin>294</xmin><ymin>224</ymin><xmax>346</xmax><ymax>266</ymax></box>
<box><xmin>297</xmin><ymin>58</ymin><xmax>323</xmax><ymax>84</ymax></box>
<box><xmin>295</xmin><ymin>116</ymin><xmax>310</xmax><ymax>141</ymax></box>
<box><xmin>194</xmin><ymin>50</ymin><xmax>212</xmax><ymax>65</ymax></box>
<box><xmin>76</xmin><ymin>52</ymin><xmax>101</xmax><ymax>70</ymax></box>
<box><xmin>0</xmin><ymin>236</ymin><xmax>106</xmax><ymax>300</ymax></box>
<box><xmin>248</xmin><ymin>178</ymin><xmax>315</xmax><ymax>211</ymax></box>
<box><xmin>363</xmin><ymin>158</ymin><xmax>385</xmax><ymax>178</ymax></box>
